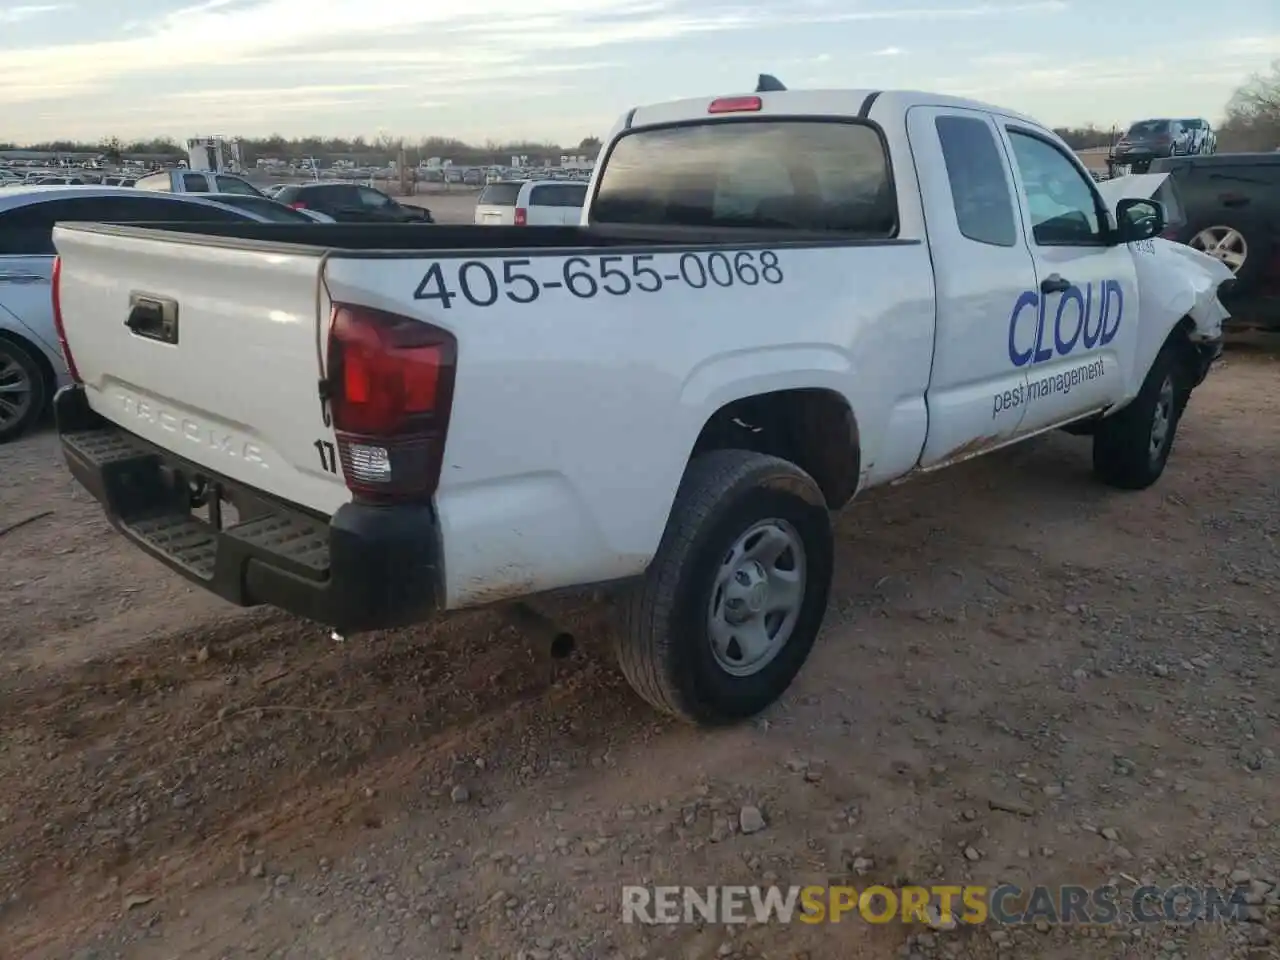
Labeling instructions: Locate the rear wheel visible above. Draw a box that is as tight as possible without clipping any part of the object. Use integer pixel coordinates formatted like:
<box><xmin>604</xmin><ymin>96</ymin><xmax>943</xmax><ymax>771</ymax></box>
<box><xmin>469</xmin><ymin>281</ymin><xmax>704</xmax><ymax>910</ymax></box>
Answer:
<box><xmin>0</xmin><ymin>337</ymin><xmax>47</xmax><ymax>444</ymax></box>
<box><xmin>618</xmin><ymin>450</ymin><xmax>834</xmax><ymax>725</ymax></box>
<box><xmin>1092</xmin><ymin>341</ymin><xmax>1185</xmax><ymax>490</ymax></box>
<box><xmin>1183</xmin><ymin>214</ymin><xmax>1269</xmax><ymax>295</ymax></box>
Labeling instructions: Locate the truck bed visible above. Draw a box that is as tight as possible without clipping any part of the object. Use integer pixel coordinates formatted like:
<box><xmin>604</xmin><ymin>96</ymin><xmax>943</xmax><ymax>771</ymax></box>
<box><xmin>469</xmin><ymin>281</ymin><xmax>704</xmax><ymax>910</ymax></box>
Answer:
<box><xmin>65</xmin><ymin>221</ymin><xmax>870</xmax><ymax>253</ymax></box>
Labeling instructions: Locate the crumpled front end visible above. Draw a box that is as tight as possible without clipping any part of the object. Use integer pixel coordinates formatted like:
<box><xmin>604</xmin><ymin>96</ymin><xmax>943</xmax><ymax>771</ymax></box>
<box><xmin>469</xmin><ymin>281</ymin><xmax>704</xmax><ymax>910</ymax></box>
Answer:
<box><xmin>1133</xmin><ymin>239</ymin><xmax>1235</xmax><ymax>343</ymax></box>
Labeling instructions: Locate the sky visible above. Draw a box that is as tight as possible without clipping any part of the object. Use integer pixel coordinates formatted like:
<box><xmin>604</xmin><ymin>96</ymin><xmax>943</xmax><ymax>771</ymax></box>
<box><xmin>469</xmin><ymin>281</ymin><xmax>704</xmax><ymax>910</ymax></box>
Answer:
<box><xmin>1</xmin><ymin>0</ymin><xmax>1277</xmax><ymax>146</ymax></box>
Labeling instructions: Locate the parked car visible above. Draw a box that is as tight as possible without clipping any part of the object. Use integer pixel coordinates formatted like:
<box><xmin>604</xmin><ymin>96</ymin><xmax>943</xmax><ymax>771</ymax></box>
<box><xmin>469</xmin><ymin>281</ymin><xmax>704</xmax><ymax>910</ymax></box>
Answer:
<box><xmin>132</xmin><ymin>169</ymin><xmax>265</xmax><ymax>197</ymax></box>
<box><xmin>1150</xmin><ymin>152</ymin><xmax>1280</xmax><ymax>326</ymax></box>
<box><xmin>1109</xmin><ymin>119</ymin><xmax>1191</xmax><ymax>174</ymax></box>
<box><xmin>50</xmin><ymin>83</ymin><xmax>1234</xmax><ymax>724</ymax></box>
<box><xmin>101</xmin><ymin>176</ymin><xmax>138</xmax><ymax>187</ymax></box>
<box><xmin>1178</xmin><ymin>119</ymin><xmax>1216</xmax><ymax>156</ymax></box>
<box><xmin>473</xmin><ymin>180</ymin><xmax>588</xmax><ymax>226</ymax></box>
<box><xmin>199</xmin><ymin>192</ymin><xmax>335</xmax><ymax>223</ymax></box>
<box><xmin>0</xmin><ymin>186</ymin><xmax>301</xmax><ymax>442</ymax></box>
<box><xmin>271</xmin><ymin>183</ymin><xmax>433</xmax><ymax>223</ymax></box>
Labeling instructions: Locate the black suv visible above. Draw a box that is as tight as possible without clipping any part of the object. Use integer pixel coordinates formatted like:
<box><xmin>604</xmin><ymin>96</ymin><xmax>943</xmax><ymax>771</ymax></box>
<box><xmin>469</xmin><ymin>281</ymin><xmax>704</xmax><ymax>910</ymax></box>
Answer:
<box><xmin>273</xmin><ymin>183</ymin><xmax>433</xmax><ymax>223</ymax></box>
<box><xmin>1151</xmin><ymin>152</ymin><xmax>1280</xmax><ymax>327</ymax></box>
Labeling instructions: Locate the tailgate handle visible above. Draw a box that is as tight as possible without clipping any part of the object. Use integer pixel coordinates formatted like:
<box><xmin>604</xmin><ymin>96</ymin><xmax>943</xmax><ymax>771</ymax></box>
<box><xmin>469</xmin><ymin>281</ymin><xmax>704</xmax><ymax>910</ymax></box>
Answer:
<box><xmin>126</xmin><ymin>294</ymin><xmax>179</xmax><ymax>345</ymax></box>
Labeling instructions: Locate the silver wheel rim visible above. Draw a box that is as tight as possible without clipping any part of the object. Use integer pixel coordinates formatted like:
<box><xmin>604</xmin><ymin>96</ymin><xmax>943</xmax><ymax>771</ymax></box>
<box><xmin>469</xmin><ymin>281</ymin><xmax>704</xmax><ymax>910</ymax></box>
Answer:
<box><xmin>1190</xmin><ymin>226</ymin><xmax>1247</xmax><ymax>273</ymax></box>
<box><xmin>0</xmin><ymin>349</ymin><xmax>33</xmax><ymax>429</ymax></box>
<box><xmin>1150</xmin><ymin>375</ymin><xmax>1175</xmax><ymax>463</ymax></box>
<box><xmin>707</xmin><ymin>519</ymin><xmax>807</xmax><ymax>678</ymax></box>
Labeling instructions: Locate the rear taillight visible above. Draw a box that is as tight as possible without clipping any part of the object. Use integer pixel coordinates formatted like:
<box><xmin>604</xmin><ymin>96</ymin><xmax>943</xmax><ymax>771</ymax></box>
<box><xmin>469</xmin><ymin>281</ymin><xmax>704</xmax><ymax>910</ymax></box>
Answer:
<box><xmin>513</xmin><ymin>207</ymin><xmax>527</xmax><ymax>226</ymax></box>
<box><xmin>708</xmin><ymin>96</ymin><xmax>762</xmax><ymax>114</ymax></box>
<box><xmin>289</xmin><ymin>201</ymin><xmax>307</xmax><ymax>210</ymax></box>
<box><xmin>325</xmin><ymin>304</ymin><xmax>456</xmax><ymax>504</ymax></box>
<box><xmin>50</xmin><ymin>255</ymin><xmax>81</xmax><ymax>383</ymax></box>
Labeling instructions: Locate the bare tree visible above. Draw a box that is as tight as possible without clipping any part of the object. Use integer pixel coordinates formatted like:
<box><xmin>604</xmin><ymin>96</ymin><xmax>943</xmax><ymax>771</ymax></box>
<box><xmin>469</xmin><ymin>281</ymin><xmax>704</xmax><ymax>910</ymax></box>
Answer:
<box><xmin>1218</xmin><ymin>59</ymin><xmax>1280</xmax><ymax>152</ymax></box>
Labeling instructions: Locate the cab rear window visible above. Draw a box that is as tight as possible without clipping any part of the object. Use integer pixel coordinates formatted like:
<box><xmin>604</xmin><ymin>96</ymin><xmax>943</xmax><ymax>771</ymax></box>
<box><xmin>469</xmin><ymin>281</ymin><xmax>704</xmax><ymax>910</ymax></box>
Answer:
<box><xmin>591</xmin><ymin>120</ymin><xmax>896</xmax><ymax>235</ymax></box>
<box><xmin>478</xmin><ymin>183</ymin><xmax>523</xmax><ymax>206</ymax></box>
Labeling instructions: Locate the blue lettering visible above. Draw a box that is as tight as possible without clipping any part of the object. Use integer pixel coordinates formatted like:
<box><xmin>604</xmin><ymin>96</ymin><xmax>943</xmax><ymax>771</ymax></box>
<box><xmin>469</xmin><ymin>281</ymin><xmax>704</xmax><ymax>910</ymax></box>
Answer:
<box><xmin>1007</xmin><ymin>291</ymin><xmax>1039</xmax><ymax>367</ymax></box>
<box><xmin>1099</xmin><ymin>279</ymin><xmax>1123</xmax><ymax>345</ymax></box>
<box><xmin>1008</xmin><ymin>280</ymin><xmax>1122</xmax><ymax>366</ymax></box>
<box><xmin>1081</xmin><ymin>281</ymin><xmax>1103</xmax><ymax>349</ymax></box>
<box><xmin>1053</xmin><ymin>285</ymin><xmax>1085</xmax><ymax>355</ymax></box>
<box><xmin>1032</xmin><ymin>296</ymin><xmax>1053</xmax><ymax>364</ymax></box>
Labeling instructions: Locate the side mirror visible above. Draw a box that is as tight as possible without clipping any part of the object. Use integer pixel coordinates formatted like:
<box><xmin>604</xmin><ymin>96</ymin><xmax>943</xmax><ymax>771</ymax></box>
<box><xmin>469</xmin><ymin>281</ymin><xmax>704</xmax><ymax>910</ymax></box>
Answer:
<box><xmin>1115</xmin><ymin>197</ymin><xmax>1165</xmax><ymax>243</ymax></box>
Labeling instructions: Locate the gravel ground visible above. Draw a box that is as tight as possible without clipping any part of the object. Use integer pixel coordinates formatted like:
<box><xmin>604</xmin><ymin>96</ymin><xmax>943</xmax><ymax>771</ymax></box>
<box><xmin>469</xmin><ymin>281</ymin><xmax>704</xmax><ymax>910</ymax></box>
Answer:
<box><xmin>0</xmin><ymin>345</ymin><xmax>1277</xmax><ymax>960</ymax></box>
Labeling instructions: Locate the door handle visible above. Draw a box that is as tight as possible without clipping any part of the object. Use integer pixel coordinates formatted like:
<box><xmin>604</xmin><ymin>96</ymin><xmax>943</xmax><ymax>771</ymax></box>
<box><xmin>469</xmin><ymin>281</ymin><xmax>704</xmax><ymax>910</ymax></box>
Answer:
<box><xmin>0</xmin><ymin>273</ymin><xmax>47</xmax><ymax>284</ymax></box>
<box><xmin>1040</xmin><ymin>274</ymin><xmax>1071</xmax><ymax>295</ymax></box>
<box><xmin>125</xmin><ymin>293</ymin><xmax>180</xmax><ymax>344</ymax></box>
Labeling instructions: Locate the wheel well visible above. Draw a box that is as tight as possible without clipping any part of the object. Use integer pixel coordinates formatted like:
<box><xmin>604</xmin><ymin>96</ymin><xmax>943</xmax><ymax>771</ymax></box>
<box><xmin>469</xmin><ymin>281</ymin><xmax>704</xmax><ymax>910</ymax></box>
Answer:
<box><xmin>690</xmin><ymin>389</ymin><xmax>860</xmax><ymax>509</ymax></box>
<box><xmin>1167</xmin><ymin>316</ymin><xmax>1202</xmax><ymax>394</ymax></box>
<box><xmin>0</xmin><ymin>329</ymin><xmax>56</xmax><ymax>406</ymax></box>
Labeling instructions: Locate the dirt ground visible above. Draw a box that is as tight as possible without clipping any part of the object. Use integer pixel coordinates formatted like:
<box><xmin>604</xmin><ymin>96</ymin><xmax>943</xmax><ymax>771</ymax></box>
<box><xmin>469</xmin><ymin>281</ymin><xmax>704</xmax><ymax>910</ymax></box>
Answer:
<box><xmin>1</xmin><ymin>346</ymin><xmax>1278</xmax><ymax>960</ymax></box>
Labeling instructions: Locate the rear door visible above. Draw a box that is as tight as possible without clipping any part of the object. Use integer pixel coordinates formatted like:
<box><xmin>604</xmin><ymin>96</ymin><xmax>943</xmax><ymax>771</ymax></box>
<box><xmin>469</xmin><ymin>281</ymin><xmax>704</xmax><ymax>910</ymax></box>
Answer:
<box><xmin>214</xmin><ymin>175</ymin><xmax>263</xmax><ymax>196</ymax></box>
<box><xmin>473</xmin><ymin>182</ymin><xmax>521</xmax><ymax>225</ymax></box>
<box><xmin>303</xmin><ymin>185</ymin><xmax>361</xmax><ymax>220</ymax></box>
<box><xmin>355</xmin><ymin>187</ymin><xmax>405</xmax><ymax>222</ymax></box>
<box><xmin>906</xmin><ymin>106</ymin><xmax>1037</xmax><ymax>464</ymax></box>
<box><xmin>999</xmin><ymin>124</ymin><xmax>1139</xmax><ymax>432</ymax></box>
<box><xmin>0</xmin><ymin>202</ymin><xmax>62</xmax><ymax>359</ymax></box>
<box><xmin>530</xmin><ymin>182</ymin><xmax>588</xmax><ymax>225</ymax></box>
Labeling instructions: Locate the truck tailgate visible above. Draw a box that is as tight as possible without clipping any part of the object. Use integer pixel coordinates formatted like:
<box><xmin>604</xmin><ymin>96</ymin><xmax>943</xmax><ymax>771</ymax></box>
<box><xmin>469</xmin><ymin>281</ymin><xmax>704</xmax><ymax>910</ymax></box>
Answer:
<box><xmin>53</xmin><ymin>225</ymin><xmax>347</xmax><ymax>515</ymax></box>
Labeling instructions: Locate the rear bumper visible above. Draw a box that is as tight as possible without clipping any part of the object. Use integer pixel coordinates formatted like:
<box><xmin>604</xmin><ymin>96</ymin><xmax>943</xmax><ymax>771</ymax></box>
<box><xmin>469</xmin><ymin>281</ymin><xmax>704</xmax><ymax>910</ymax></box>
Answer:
<box><xmin>54</xmin><ymin>385</ymin><xmax>442</xmax><ymax>633</ymax></box>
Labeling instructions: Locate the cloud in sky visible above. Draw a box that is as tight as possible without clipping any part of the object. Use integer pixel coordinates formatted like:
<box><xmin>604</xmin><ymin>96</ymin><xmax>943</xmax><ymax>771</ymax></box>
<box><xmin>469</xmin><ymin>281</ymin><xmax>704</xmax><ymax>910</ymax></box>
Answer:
<box><xmin>0</xmin><ymin>3</ymin><xmax>63</xmax><ymax>22</ymax></box>
<box><xmin>1</xmin><ymin>0</ymin><xmax>1277</xmax><ymax>143</ymax></box>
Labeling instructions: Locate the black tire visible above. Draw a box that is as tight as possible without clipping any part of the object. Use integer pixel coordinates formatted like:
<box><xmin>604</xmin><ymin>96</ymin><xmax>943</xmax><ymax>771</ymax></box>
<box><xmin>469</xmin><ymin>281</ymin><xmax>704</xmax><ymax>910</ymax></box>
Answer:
<box><xmin>0</xmin><ymin>337</ymin><xmax>48</xmax><ymax>444</ymax></box>
<box><xmin>1092</xmin><ymin>340</ymin><xmax>1186</xmax><ymax>490</ymax></box>
<box><xmin>1179</xmin><ymin>213</ymin><xmax>1270</xmax><ymax>297</ymax></box>
<box><xmin>618</xmin><ymin>450</ymin><xmax>834</xmax><ymax>725</ymax></box>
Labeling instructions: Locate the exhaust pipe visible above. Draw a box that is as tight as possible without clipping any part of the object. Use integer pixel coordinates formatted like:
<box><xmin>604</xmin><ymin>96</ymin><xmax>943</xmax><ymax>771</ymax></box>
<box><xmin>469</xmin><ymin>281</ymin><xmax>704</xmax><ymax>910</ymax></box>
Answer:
<box><xmin>505</xmin><ymin>602</ymin><xmax>576</xmax><ymax>659</ymax></box>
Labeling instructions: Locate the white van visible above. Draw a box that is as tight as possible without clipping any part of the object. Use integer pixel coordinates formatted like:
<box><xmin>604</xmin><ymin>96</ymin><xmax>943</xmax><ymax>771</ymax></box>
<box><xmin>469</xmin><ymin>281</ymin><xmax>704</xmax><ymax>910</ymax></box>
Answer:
<box><xmin>473</xmin><ymin>179</ymin><xmax>588</xmax><ymax>226</ymax></box>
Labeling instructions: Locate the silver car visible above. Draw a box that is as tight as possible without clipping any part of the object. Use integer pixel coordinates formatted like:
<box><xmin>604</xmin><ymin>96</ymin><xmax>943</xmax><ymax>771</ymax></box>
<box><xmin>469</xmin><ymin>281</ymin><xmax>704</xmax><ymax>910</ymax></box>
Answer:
<box><xmin>0</xmin><ymin>186</ymin><xmax>289</xmax><ymax>442</ymax></box>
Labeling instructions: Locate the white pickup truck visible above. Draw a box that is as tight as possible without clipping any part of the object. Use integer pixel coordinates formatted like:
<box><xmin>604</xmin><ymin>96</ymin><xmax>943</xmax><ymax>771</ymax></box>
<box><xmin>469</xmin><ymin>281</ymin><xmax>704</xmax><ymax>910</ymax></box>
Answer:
<box><xmin>51</xmin><ymin>83</ymin><xmax>1234</xmax><ymax>725</ymax></box>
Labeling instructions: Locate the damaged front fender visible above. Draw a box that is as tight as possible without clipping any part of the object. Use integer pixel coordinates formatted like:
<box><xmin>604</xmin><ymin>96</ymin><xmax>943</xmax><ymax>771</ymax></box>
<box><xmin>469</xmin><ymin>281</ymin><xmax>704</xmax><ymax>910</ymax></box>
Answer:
<box><xmin>1119</xmin><ymin>237</ymin><xmax>1233</xmax><ymax>404</ymax></box>
<box><xmin>1138</xmin><ymin>239</ymin><xmax>1235</xmax><ymax>341</ymax></box>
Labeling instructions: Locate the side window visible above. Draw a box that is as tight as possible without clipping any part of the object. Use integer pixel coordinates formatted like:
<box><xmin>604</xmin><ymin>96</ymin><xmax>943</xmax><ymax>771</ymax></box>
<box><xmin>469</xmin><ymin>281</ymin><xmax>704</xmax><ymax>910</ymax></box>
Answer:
<box><xmin>133</xmin><ymin>173</ymin><xmax>171</xmax><ymax>192</ymax></box>
<box><xmin>214</xmin><ymin>175</ymin><xmax>259</xmax><ymax>196</ymax></box>
<box><xmin>0</xmin><ymin>198</ymin><xmax>117</xmax><ymax>255</ymax></box>
<box><xmin>89</xmin><ymin>197</ymin><xmax>249</xmax><ymax>223</ymax></box>
<box><xmin>530</xmin><ymin>184</ymin><xmax>569</xmax><ymax>207</ymax></box>
<box><xmin>0</xmin><ymin>205</ymin><xmax>59</xmax><ymax>255</ymax></box>
<box><xmin>182</xmin><ymin>173</ymin><xmax>211</xmax><ymax>192</ymax></box>
<box><xmin>935</xmin><ymin>115</ymin><xmax>1017</xmax><ymax>247</ymax></box>
<box><xmin>1006</xmin><ymin>130</ymin><xmax>1103</xmax><ymax>245</ymax></box>
<box><xmin>357</xmin><ymin>187</ymin><xmax>390</xmax><ymax>208</ymax></box>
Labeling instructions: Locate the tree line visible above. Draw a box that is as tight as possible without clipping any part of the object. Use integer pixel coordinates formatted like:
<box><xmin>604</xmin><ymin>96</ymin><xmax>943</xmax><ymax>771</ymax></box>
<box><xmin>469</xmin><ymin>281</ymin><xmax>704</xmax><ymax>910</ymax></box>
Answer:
<box><xmin>4</xmin><ymin>61</ymin><xmax>1276</xmax><ymax>161</ymax></box>
<box><xmin>0</xmin><ymin>133</ymin><xmax>606</xmax><ymax>166</ymax></box>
